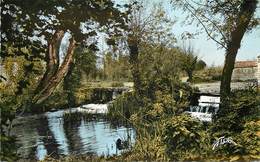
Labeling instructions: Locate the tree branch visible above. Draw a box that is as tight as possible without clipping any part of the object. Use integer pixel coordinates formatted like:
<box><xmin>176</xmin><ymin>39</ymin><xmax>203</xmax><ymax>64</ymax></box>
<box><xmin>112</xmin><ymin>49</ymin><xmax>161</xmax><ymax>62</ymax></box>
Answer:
<box><xmin>184</xmin><ymin>3</ymin><xmax>227</xmax><ymax>49</ymax></box>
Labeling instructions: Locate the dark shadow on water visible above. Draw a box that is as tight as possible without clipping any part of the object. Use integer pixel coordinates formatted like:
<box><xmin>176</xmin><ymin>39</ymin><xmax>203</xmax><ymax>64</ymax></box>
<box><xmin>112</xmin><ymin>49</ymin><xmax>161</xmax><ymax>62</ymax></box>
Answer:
<box><xmin>35</xmin><ymin>116</ymin><xmax>60</xmax><ymax>159</ymax></box>
<box><xmin>13</xmin><ymin>109</ymin><xmax>135</xmax><ymax>160</ymax></box>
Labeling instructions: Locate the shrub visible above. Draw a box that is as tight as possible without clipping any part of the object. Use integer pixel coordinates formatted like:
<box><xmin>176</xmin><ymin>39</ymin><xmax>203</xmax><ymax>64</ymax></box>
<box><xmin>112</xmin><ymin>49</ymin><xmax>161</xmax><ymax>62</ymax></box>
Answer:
<box><xmin>0</xmin><ymin>96</ymin><xmax>18</xmax><ymax>161</ymax></box>
<box><xmin>129</xmin><ymin>123</ymin><xmax>167</xmax><ymax>161</ymax></box>
<box><xmin>162</xmin><ymin>114</ymin><xmax>208</xmax><ymax>160</ymax></box>
<box><xmin>237</xmin><ymin>120</ymin><xmax>260</xmax><ymax>155</ymax></box>
<box><xmin>213</xmin><ymin>88</ymin><xmax>259</xmax><ymax>135</ymax></box>
<box><xmin>111</xmin><ymin>81</ymin><xmax>124</xmax><ymax>87</ymax></box>
<box><xmin>210</xmin><ymin>88</ymin><xmax>259</xmax><ymax>157</ymax></box>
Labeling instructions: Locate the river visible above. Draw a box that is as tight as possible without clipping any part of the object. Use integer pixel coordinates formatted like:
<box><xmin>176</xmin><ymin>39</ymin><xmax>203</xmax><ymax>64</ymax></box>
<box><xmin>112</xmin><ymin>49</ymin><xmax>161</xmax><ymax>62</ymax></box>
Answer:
<box><xmin>11</xmin><ymin>104</ymin><xmax>135</xmax><ymax>160</ymax></box>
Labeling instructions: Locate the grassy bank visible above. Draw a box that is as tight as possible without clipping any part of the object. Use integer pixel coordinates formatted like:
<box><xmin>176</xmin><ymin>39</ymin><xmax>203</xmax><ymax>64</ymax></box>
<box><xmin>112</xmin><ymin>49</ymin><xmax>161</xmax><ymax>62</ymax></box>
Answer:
<box><xmin>105</xmin><ymin>86</ymin><xmax>260</xmax><ymax>161</ymax></box>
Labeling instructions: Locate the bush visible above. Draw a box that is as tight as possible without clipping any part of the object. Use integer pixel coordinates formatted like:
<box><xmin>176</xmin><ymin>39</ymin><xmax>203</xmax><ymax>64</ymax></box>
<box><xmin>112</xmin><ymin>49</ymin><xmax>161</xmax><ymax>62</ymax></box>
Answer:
<box><xmin>0</xmin><ymin>96</ymin><xmax>18</xmax><ymax>161</ymax></box>
<box><xmin>162</xmin><ymin>114</ymin><xmax>209</xmax><ymax>160</ymax></box>
<box><xmin>192</xmin><ymin>76</ymin><xmax>212</xmax><ymax>83</ymax></box>
<box><xmin>209</xmin><ymin>88</ymin><xmax>260</xmax><ymax>157</ymax></box>
<box><xmin>111</xmin><ymin>81</ymin><xmax>124</xmax><ymax>87</ymax></box>
<box><xmin>129</xmin><ymin>122</ymin><xmax>167</xmax><ymax>161</ymax></box>
<box><xmin>237</xmin><ymin>120</ymin><xmax>260</xmax><ymax>156</ymax></box>
<box><xmin>213</xmin><ymin>88</ymin><xmax>259</xmax><ymax>135</ymax></box>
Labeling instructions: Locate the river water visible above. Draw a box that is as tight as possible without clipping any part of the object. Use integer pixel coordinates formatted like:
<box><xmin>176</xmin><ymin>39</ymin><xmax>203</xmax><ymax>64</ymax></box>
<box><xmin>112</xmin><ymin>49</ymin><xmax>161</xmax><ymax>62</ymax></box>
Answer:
<box><xmin>11</xmin><ymin>104</ymin><xmax>135</xmax><ymax>160</ymax></box>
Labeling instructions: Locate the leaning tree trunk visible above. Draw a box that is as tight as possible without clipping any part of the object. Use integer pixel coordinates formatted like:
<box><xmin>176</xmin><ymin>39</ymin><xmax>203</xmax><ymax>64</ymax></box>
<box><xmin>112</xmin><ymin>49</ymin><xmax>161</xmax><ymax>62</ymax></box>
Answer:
<box><xmin>63</xmin><ymin>62</ymin><xmax>77</xmax><ymax>107</ymax></box>
<box><xmin>220</xmin><ymin>0</ymin><xmax>257</xmax><ymax>104</ymax></box>
<box><xmin>32</xmin><ymin>32</ymin><xmax>76</xmax><ymax>106</ymax></box>
<box><xmin>34</xmin><ymin>30</ymin><xmax>64</xmax><ymax>94</ymax></box>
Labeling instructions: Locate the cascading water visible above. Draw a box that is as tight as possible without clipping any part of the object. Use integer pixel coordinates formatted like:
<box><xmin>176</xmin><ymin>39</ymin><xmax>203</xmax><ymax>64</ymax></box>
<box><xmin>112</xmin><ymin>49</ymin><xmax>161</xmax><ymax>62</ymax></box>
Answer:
<box><xmin>187</xmin><ymin>95</ymin><xmax>220</xmax><ymax>122</ymax></box>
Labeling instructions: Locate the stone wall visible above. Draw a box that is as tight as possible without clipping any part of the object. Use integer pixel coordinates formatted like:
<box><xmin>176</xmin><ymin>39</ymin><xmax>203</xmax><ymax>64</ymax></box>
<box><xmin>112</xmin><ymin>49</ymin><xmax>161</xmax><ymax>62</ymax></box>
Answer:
<box><xmin>232</xmin><ymin>56</ymin><xmax>260</xmax><ymax>83</ymax></box>
<box><xmin>257</xmin><ymin>56</ymin><xmax>260</xmax><ymax>84</ymax></box>
<box><xmin>232</xmin><ymin>67</ymin><xmax>257</xmax><ymax>81</ymax></box>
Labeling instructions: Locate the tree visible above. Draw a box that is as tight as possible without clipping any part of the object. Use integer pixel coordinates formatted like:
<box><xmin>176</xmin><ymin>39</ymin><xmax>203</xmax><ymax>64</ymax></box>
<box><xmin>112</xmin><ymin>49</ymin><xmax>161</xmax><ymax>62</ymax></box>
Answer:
<box><xmin>2</xmin><ymin>0</ymin><xmax>128</xmax><ymax>107</ymax></box>
<box><xmin>63</xmin><ymin>47</ymin><xmax>97</xmax><ymax>106</ymax></box>
<box><xmin>195</xmin><ymin>60</ymin><xmax>207</xmax><ymax>71</ymax></box>
<box><xmin>172</xmin><ymin>0</ymin><xmax>258</xmax><ymax>103</ymax></box>
<box><xmin>102</xmin><ymin>52</ymin><xmax>131</xmax><ymax>81</ymax></box>
<box><xmin>0</xmin><ymin>47</ymin><xmax>45</xmax><ymax>160</ymax></box>
<box><xmin>179</xmin><ymin>43</ymin><xmax>198</xmax><ymax>82</ymax></box>
<box><xmin>139</xmin><ymin>44</ymin><xmax>182</xmax><ymax>99</ymax></box>
<box><xmin>125</xmin><ymin>1</ymin><xmax>175</xmax><ymax>98</ymax></box>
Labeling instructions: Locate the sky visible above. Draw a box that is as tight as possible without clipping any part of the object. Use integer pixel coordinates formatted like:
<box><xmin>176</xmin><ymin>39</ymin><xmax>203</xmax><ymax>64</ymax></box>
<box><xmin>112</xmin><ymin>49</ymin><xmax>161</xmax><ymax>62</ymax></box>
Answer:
<box><xmin>164</xmin><ymin>1</ymin><xmax>260</xmax><ymax>66</ymax></box>
<box><xmin>113</xmin><ymin>0</ymin><xmax>260</xmax><ymax>66</ymax></box>
<box><xmin>172</xmin><ymin>18</ymin><xmax>260</xmax><ymax>66</ymax></box>
<box><xmin>56</xmin><ymin>0</ymin><xmax>260</xmax><ymax>67</ymax></box>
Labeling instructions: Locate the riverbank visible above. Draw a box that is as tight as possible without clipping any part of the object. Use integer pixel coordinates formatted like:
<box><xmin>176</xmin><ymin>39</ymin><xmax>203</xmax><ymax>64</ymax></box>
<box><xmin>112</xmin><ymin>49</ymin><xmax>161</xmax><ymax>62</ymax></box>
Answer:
<box><xmin>16</xmin><ymin>150</ymin><xmax>260</xmax><ymax>161</ymax></box>
<box><xmin>7</xmin><ymin>81</ymin><xmax>260</xmax><ymax>161</ymax></box>
<box><xmin>22</xmin><ymin>81</ymin><xmax>132</xmax><ymax>114</ymax></box>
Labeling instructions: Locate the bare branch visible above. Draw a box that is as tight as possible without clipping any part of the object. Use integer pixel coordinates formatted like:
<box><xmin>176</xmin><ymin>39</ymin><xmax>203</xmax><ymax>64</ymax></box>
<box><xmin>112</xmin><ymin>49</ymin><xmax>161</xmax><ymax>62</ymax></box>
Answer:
<box><xmin>183</xmin><ymin>2</ymin><xmax>227</xmax><ymax>49</ymax></box>
<box><xmin>185</xmin><ymin>0</ymin><xmax>228</xmax><ymax>45</ymax></box>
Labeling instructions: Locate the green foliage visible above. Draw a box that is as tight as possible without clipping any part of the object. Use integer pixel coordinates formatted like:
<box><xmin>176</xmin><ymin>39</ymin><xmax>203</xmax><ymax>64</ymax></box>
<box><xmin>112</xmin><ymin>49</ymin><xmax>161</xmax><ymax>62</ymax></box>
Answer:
<box><xmin>0</xmin><ymin>48</ymin><xmax>45</xmax><ymax>160</ymax></box>
<box><xmin>103</xmin><ymin>53</ymin><xmax>131</xmax><ymax>81</ymax></box>
<box><xmin>110</xmin><ymin>81</ymin><xmax>124</xmax><ymax>87</ymax></box>
<box><xmin>195</xmin><ymin>59</ymin><xmax>207</xmax><ymax>71</ymax></box>
<box><xmin>210</xmin><ymin>119</ymin><xmax>260</xmax><ymax>158</ymax></box>
<box><xmin>237</xmin><ymin>120</ymin><xmax>260</xmax><ymax>156</ymax></box>
<box><xmin>128</xmin><ymin>122</ymin><xmax>167</xmax><ymax>161</ymax></box>
<box><xmin>0</xmin><ymin>135</ymin><xmax>18</xmax><ymax>161</ymax></box>
<box><xmin>0</xmin><ymin>92</ymin><xmax>19</xmax><ymax>161</ymax></box>
<box><xmin>63</xmin><ymin>47</ymin><xmax>97</xmax><ymax>106</ymax></box>
<box><xmin>162</xmin><ymin>114</ymin><xmax>207</xmax><ymax>160</ymax></box>
<box><xmin>137</xmin><ymin>44</ymin><xmax>184</xmax><ymax>100</ymax></box>
<box><xmin>108</xmin><ymin>92</ymin><xmax>140</xmax><ymax>123</ymax></box>
<box><xmin>193</xmin><ymin>66</ymin><xmax>223</xmax><ymax>83</ymax></box>
<box><xmin>2</xmin><ymin>0</ymin><xmax>129</xmax><ymax>108</ymax></box>
<box><xmin>116</xmin><ymin>86</ymin><xmax>259</xmax><ymax>161</ymax></box>
<box><xmin>178</xmin><ymin>43</ymin><xmax>198</xmax><ymax>82</ymax></box>
<box><xmin>2</xmin><ymin>0</ymin><xmax>128</xmax><ymax>45</ymax></box>
<box><xmin>207</xmin><ymin>88</ymin><xmax>260</xmax><ymax>157</ymax></box>
<box><xmin>143</xmin><ymin>83</ymin><xmax>194</xmax><ymax>121</ymax></box>
<box><xmin>73</xmin><ymin>87</ymin><xmax>94</xmax><ymax>105</ymax></box>
<box><xmin>74</xmin><ymin>47</ymin><xmax>98</xmax><ymax>79</ymax></box>
<box><xmin>213</xmin><ymin>88</ymin><xmax>259</xmax><ymax>135</ymax></box>
<box><xmin>40</xmin><ymin>84</ymin><xmax>68</xmax><ymax>111</ymax></box>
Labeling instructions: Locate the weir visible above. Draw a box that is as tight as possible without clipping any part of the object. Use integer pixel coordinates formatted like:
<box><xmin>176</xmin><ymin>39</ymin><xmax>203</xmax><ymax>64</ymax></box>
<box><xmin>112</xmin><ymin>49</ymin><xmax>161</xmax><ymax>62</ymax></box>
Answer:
<box><xmin>90</xmin><ymin>87</ymin><xmax>130</xmax><ymax>103</ymax></box>
<box><xmin>187</xmin><ymin>92</ymin><xmax>220</xmax><ymax>122</ymax></box>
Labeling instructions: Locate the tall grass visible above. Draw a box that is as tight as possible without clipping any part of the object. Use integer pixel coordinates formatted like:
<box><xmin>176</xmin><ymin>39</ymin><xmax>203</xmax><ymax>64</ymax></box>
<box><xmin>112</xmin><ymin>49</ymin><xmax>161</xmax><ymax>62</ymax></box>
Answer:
<box><xmin>107</xmin><ymin>92</ymin><xmax>140</xmax><ymax>124</ymax></box>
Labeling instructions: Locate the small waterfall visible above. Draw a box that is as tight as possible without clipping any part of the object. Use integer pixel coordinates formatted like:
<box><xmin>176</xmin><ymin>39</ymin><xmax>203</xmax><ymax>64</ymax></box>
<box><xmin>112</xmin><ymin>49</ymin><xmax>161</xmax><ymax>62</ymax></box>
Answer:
<box><xmin>187</xmin><ymin>95</ymin><xmax>220</xmax><ymax>122</ymax></box>
<box><xmin>214</xmin><ymin>107</ymin><xmax>219</xmax><ymax>114</ymax></box>
<box><xmin>196</xmin><ymin>106</ymin><xmax>200</xmax><ymax>112</ymax></box>
<box><xmin>205</xmin><ymin>107</ymin><xmax>209</xmax><ymax>113</ymax></box>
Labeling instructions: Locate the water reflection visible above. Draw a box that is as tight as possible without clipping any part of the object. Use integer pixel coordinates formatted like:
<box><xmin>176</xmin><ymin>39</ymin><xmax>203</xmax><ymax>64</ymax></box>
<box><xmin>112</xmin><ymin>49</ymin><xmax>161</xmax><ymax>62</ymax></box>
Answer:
<box><xmin>35</xmin><ymin>116</ymin><xmax>59</xmax><ymax>159</ymax></box>
<box><xmin>12</xmin><ymin>105</ymin><xmax>135</xmax><ymax>160</ymax></box>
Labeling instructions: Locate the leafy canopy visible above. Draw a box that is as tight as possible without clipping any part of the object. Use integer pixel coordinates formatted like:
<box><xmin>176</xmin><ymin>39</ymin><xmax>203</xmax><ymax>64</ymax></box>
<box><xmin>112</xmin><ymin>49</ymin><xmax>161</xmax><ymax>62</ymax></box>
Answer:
<box><xmin>1</xmin><ymin>0</ymin><xmax>129</xmax><ymax>58</ymax></box>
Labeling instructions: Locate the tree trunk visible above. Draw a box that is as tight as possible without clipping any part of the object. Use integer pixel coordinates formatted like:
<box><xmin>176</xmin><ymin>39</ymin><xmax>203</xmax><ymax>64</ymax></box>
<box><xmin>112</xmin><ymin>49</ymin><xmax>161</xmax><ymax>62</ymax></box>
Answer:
<box><xmin>127</xmin><ymin>37</ymin><xmax>143</xmax><ymax>97</ymax></box>
<box><xmin>187</xmin><ymin>71</ymin><xmax>193</xmax><ymax>82</ymax></box>
<box><xmin>32</xmin><ymin>37</ymin><xmax>76</xmax><ymax>105</ymax></box>
<box><xmin>34</xmin><ymin>30</ymin><xmax>64</xmax><ymax>94</ymax></box>
<box><xmin>220</xmin><ymin>46</ymin><xmax>238</xmax><ymax>101</ymax></box>
<box><xmin>63</xmin><ymin>62</ymin><xmax>76</xmax><ymax>107</ymax></box>
<box><xmin>220</xmin><ymin>0</ymin><xmax>257</xmax><ymax>103</ymax></box>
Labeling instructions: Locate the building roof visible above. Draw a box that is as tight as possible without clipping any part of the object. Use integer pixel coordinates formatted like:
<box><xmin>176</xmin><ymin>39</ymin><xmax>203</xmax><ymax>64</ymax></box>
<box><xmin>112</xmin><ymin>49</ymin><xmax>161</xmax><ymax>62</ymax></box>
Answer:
<box><xmin>234</xmin><ymin>61</ymin><xmax>257</xmax><ymax>68</ymax></box>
